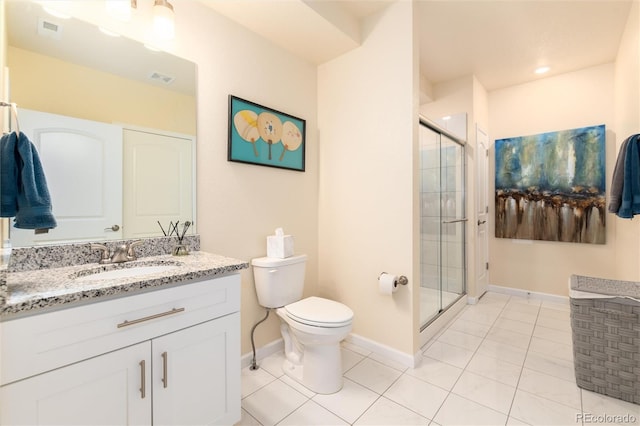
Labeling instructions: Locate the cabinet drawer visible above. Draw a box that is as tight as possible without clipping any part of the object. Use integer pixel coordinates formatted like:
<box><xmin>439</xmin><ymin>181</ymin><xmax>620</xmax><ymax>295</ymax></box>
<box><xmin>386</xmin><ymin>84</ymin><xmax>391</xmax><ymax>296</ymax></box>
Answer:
<box><xmin>1</xmin><ymin>274</ymin><xmax>240</xmax><ymax>386</ymax></box>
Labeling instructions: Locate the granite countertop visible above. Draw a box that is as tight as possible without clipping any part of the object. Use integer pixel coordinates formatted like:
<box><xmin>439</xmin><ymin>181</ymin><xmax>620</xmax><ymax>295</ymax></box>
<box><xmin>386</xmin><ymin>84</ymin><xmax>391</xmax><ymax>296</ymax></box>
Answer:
<box><xmin>1</xmin><ymin>251</ymin><xmax>249</xmax><ymax>318</ymax></box>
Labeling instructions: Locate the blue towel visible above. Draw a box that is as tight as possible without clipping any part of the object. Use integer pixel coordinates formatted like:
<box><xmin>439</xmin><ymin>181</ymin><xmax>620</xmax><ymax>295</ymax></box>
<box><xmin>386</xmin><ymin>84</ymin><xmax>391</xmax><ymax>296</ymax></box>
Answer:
<box><xmin>0</xmin><ymin>131</ymin><xmax>56</xmax><ymax>231</ymax></box>
<box><xmin>0</xmin><ymin>132</ymin><xmax>19</xmax><ymax>217</ymax></box>
<box><xmin>616</xmin><ymin>134</ymin><xmax>640</xmax><ymax>219</ymax></box>
<box><xmin>608</xmin><ymin>135</ymin><xmax>631</xmax><ymax>213</ymax></box>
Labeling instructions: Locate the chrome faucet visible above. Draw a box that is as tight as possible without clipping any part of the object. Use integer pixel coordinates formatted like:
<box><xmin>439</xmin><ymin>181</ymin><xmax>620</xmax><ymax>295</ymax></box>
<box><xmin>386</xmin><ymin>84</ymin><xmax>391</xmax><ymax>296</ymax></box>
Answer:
<box><xmin>90</xmin><ymin>240</ymin><xmax>143</xmax><ymax>264</ymax></box>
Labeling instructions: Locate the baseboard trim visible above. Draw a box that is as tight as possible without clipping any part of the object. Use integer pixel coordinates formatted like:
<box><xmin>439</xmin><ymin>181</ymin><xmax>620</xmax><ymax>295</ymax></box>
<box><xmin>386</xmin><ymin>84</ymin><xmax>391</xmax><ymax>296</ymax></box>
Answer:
<box><xmin>487</xmin><ymin>284</ymin><xmax>569</xmax><ymax>304</ymax></box>
<box><xmin>240</xmin><ymin>338</ymin><xmax>283</xmax><ymax>369</ymax></box>
<box><xmin>345</xmin><ymin>333</ymin><xmax>422</xmax><ymax>368</ymax></box>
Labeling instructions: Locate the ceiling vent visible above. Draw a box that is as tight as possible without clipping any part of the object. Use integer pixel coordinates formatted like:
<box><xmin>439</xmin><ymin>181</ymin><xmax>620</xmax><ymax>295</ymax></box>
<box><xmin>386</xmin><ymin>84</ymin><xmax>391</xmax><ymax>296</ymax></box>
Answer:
<box><xmin>37</xmin><ymin>18</ymin><xmax>62</xmax><ymax>40</ymax></box>
<box><xmin>149</xmin><ymin>72</ymin><xmax>175</xmax><ymax>85</ymax></box>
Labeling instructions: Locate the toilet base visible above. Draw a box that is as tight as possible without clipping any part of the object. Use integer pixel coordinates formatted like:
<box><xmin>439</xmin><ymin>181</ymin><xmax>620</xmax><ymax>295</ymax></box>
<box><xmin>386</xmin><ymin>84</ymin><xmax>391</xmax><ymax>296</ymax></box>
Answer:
<box><xmin>282</xmin><ymin>342</ymin><xmax>344</xmax><ymax>394</ymax></box>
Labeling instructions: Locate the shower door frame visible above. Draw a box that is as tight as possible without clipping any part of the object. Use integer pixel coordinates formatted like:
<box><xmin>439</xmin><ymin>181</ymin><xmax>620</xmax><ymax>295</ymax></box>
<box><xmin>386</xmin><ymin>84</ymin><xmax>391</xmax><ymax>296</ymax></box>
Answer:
<box><xmin>419</xmin><ymin>116</ymin><xmax>467</xmax><ymax>332</ymax></box>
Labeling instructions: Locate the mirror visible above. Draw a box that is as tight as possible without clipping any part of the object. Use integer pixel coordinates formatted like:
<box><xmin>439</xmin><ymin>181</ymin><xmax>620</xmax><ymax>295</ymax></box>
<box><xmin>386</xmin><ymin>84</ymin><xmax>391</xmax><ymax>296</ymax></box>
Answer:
<box><xmin>5</xmin><ymin>0</ymin><xmax>197</xmax><ymax>247</ymax></box>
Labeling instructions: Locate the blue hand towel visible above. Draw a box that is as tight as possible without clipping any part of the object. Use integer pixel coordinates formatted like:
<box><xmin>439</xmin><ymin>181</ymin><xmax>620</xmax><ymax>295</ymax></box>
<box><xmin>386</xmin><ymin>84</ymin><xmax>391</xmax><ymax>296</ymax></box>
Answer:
<box><xmin>1</xmin><ymin>132</ymin><xmax>19</xmax><ymax>217</ymax></box>
<box><xmin>617</xmin><ymin>134</ymin><xmax>640</xmax><ymax>219</ymax></box>
<box><xmin>0</xmin><ymin>131</ymin><xmax>56</xmax><ymax>230</ymax></box>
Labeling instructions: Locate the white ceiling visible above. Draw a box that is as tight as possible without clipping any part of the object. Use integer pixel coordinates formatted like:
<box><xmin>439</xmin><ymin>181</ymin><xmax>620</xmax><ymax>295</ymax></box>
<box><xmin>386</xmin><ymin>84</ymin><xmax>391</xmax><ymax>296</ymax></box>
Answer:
<box><xmin>200</xmin><ymin>0</ymin><xmax>634</xmax><ymax>92</ymax></box>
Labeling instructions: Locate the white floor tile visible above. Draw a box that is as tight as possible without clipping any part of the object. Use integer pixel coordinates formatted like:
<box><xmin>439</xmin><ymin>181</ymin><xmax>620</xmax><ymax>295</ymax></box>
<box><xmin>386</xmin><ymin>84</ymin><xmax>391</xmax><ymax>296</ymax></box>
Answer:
<box><xmin>342</xmin><ymin>347</ymin><xmax>366</xmax><ymax>373</ymax></box>
<box><xmin>523</xmin><ymin>350</ymin><xmax>575</xmax><ymax>383</ymax></box>
<box><xmin>540</xmin><ymin>299</ymin><xmax>570</xmax><ymax>313</ymax></box>
<box><xmin>422</xmin><ymin>340</ymin><xmax>475</xmax><ymax>369</ymax></box>
<box><xmin>312</xmin><ymin>378</ymin><xmax>379</xmax><ymax>424</ymax></box>
<box><xmin>255</xmin><ymin>351</ymin><xmax>286</xmax><ymax>378</ymax></box>
<box><xmin>465</xmin><ymin>352</ymin><xmax>522</xmax><ymax>387</ymax></box>
<box><xmin>242</xmin><ymin>379</ymin><xmax>308</xmax><ymax>426</ymax></box>
<box><xmin>528</xmin><ymin>337</ymin><xmax>574</xmax><ymax>362</ymax></box>
<box><xmin>279</xmin><ymin>373</ymin><xmax>317</xmax><ymax>398</ymax></box>
<box><xmin>383</xmin><ymin>374</ymin><xmax>449</xmax><ymax>420</ymax></box>
<box><xmin>406</xmin><ymin>355</ymin><xmax>463</xmax><ymax>391</ymax></box>
<box><xmin>532</xmin><ymin>325</ymin><xmax>572</xmax><ymax>345</ymax></box>
<box><xmin>344</xmin><ymin>357</ymin><xmax>403</xmax><ymax>394</ymax></box>
<box><xmin>235</xmin><ymin>408</ymin><xmax>261</xmax><ymax>426</ymax></box>
<box><xmin>506</xmin><ymin>416</ymin><xmax>531</xmax><ymax>425</ymax></box>
<box><xmin>476</xmin><ymin>339</ymin><xmax>528</xmax><ymax>366</ymax></box>
<box><xmin>278</xmin><ymin>400</ymin><xmax>349</xmax><ymax>425</ymax></box>
<box><xmin>517</xmin><ymin>368</ymin><xmax>581</xmax><ymax>410</ymax></box>
<box><xmin>457</xmin><ymin>308</ymin><xmax>500</xmax><ymax>326</ymax></box>
<box><xmin>447</xmin><ymin>317</ymin><xmax>492</xmax><ymax>338</ymax></box>
<box><xmin>499</xmin><ymin>309</ymin><xmax>538</xmax><ymax>324</ymax></box>
<box><xmin>581</xmin><ymin>389</ymin><xmax>640</xmax><ymax>425</ymax></box>
<box><xmin>486</xmin><ymin>326</ymin><xmax>532</xmax><ymax>350</ymax></box>
<box><xmin>368</xmin><ymin>352</ymin><xmax>409</xmax><ymax>373</ymax></box>
<box><xmin>492</xmin><ymin>317</ymin><xmax>535</xmax><ymax>336</ymax></box>
<box><xmin>436</xmin><ymin>328</ymin><xmax>484</xmax><ymax>351</ymax></box>
<box><xmin>241</xmin><ymin>365</ymin><xmax>277</xmax><ymax>398</ymax></box>
<box><xmin>509</xmin><ymin>389</ymin><xmax>580</xmax><ymax>426</ymax></box>
<box><xmin>451</xmin><ymin>370</ymin><xmax>516</xmax><ymax>414</ymax></box>
<box><xmin>354</xmin><ymin>396</ymin><xmax>429</xmax><ymax>425</ymax></box>
<box><xmin>433</xmin><ymin>393</ymin><xmax>508</xmax><ymax>426</ymax></box>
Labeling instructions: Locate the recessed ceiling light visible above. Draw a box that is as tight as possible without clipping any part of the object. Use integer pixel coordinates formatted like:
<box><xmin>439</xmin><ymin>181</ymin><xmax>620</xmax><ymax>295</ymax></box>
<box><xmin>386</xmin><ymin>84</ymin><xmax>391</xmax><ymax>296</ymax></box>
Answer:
<box><xmin>535</xmin><ymin>66</ymin><xmax>550</xmax><ymax>74</ymax></box>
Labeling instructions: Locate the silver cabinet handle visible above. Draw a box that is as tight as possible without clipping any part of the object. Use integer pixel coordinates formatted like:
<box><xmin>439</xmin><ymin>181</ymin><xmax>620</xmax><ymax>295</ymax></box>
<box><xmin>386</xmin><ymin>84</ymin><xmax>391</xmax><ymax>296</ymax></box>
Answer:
<box><xmin>161</xmin><ymin>351</ymin><xmax>168</xmax><ymax>388</ymax></box>
<box><xmin>104</xmin><ymin>224</ymin><xmax>120</xmax><ymax>232</ymax></box>
<box><xmin>117</xmin><ymin>307</ymin><xmax>185</xmax><ymax>328</ymax></box>
<box><xmin>139</xmin><ymin>360</ymin><xmax>146</xmax><ymax>399</ymax></box>
<box><xmin>442</xmin><ymin>218</ymin><xmax>468</xmax><ymax>224</ymax></box>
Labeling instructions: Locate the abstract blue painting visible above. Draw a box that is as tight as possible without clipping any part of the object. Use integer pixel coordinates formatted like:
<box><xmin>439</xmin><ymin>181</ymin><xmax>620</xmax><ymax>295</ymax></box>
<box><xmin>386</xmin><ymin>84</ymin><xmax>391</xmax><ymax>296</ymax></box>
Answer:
<box><xmin>495</xmin><ymin>125</ymin><xmax>606</xmax><ymax>244</ymax></box>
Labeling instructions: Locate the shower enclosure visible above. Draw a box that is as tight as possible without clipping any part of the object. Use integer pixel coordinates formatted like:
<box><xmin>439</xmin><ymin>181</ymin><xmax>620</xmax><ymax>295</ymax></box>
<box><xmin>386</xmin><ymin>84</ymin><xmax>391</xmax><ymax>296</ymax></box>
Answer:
<box><xmin>419</xmin><ymin>118</ymin><xmax>467</xmax><ymax>329</ymax></box>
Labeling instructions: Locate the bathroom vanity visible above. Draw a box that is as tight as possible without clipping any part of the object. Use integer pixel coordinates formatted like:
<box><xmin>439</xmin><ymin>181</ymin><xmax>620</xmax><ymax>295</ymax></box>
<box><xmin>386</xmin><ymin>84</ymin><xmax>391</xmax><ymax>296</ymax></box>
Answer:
<box><xmin>0</xmin><ymin>246</ymin><xmax>248</xmax><ymax>426</ymax></box>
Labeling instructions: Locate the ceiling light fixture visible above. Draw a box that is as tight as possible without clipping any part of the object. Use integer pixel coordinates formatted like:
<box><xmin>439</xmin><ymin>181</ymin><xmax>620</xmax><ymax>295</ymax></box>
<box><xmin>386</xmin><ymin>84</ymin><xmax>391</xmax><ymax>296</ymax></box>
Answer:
<box><xmin>152</xmin><ymin>0</ymin><xmax>175</xmax><ymax>41</ymax></box>
<box><xmin>535</xmin><ymin>66</ymin><xmax>550</xmax><ymax>75</ymax></box>
<box><xmin>105</xmin><ymin>0</ymin><xmax>175</xmax><ymax>40</ymax></box>
<box><xmin>105</xmin><ymin>0</ymin><xmax>133</xmax><ymax>22</ymax></box>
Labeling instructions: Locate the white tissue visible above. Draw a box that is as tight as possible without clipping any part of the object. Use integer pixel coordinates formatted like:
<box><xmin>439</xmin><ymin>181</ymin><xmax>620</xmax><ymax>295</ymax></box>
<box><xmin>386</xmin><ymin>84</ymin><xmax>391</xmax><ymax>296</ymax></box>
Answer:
<box><xmin>267</xmin><ymin>228</ymin><xmax>294</xmax><ymax>258</ymax></box>
<box><xmin>378</xmin><ymin>273</ymin><xmax>398</xmax><ymax>295</ymax></box>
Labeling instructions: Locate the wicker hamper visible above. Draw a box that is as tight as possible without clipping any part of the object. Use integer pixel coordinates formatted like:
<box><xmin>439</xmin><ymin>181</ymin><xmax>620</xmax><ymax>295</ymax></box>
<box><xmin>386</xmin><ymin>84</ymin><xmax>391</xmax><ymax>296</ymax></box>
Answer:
<box><xmin>570</xmin><ymin>275</ymin><xmax>640</xmax><ymax>405</ymax></box>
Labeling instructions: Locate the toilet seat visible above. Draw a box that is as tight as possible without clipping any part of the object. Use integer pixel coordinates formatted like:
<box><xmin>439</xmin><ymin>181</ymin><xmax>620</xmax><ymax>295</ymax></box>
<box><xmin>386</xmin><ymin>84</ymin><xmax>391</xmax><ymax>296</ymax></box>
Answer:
<box><xmin>284</xmin><ymin>296</ymin><xmax>353</xmax><ymax>328</ymax></box>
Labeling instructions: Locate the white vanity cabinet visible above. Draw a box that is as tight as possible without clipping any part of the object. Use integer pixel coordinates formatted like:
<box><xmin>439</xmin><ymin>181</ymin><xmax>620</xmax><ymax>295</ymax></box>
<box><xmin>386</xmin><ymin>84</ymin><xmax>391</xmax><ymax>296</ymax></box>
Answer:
<box><xmin>0</xmin><ymin>273</ymin><xmax>241</xmax><ymax>426</ymax></box>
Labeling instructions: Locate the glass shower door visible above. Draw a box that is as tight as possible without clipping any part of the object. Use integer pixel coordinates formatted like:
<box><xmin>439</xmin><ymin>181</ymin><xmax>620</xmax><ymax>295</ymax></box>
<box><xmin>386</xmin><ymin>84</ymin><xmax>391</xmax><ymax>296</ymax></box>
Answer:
<box><xmin>419</xmin><ymin>122</ymin><xmax>466</xmax><ymax>329</ymax></box>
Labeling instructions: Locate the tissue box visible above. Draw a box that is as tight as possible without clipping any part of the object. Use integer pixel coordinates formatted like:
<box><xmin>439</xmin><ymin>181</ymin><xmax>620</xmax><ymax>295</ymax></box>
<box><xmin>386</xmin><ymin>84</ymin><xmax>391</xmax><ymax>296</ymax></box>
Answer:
<box><xmin>267</xmin><ymin>234</ymin><xmax>294</xmax><ymax>258</ymax></box>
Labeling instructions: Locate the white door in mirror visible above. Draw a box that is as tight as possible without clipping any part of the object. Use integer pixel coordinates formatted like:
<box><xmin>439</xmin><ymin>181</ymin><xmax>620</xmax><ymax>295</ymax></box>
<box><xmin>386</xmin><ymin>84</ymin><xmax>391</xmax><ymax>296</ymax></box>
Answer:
<box><xmin>11</xmin><ymin>109</ymin><xmax>123</xmax><ymax>246</ymax></box>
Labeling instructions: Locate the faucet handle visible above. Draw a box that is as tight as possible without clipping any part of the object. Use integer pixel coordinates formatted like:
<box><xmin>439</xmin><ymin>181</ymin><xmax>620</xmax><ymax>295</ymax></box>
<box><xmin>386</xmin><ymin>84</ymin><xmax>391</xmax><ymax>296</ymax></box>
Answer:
<box><xmin>90</xmin><ymin>243</ymin><xmax>111</xmax><ymax>264</ymax></box>
<box><xmin>126</xmin><ymin>240</ymin><xmax>143</xmax><ymax>260</ymax></box>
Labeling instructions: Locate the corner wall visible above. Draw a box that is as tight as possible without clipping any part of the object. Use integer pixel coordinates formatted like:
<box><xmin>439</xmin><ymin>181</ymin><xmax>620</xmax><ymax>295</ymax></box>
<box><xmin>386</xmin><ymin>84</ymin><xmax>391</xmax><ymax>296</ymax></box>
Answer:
<box><xmin>614</xmin><ymin>0</ymin><xmax>640</xmax><ymax>280</ymax></box>
<box><xmin>174</xmin><ymin>4</ymin><xmax>320</xmax><ymax>354</ymax></box>
<box><xmin>488</xmin><ymin>64</ymin><xmax>617</xmax><ymax>295</ymax></box>
<box><xmin>317</xmin><ymin>1</ymin><xmax>419</xmax><ymax>357</ymax></box>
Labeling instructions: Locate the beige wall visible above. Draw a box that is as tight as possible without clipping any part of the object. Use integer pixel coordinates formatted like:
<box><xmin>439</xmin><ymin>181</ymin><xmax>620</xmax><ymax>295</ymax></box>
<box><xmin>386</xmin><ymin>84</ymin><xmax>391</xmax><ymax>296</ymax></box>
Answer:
<box><xmin>488</xmin><ymin>64</ymin><xmax>617</xmax><ymax>296</ymax></box>
<box><xmin>7</xmin><ymin>47</ymin><xmax>195</xmax><ymax>135</ymax></box>
<box><xmin>318</xmin><ymin>2</ymin><xmax>419</xmax><ymax>356</ymax></box>
<box><xmin>614</xmin><ymin>0</ymin><xmax>640</xmax><ymax>280</ymax></box>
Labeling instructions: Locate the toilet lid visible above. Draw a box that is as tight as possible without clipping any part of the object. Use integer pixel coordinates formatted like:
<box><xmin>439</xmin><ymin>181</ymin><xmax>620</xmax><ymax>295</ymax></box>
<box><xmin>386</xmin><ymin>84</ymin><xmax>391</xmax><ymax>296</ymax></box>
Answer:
<box><xmin>284</xmin><ymin>297</ymin><xmax>353</xmax><ymax>328</ymax></box>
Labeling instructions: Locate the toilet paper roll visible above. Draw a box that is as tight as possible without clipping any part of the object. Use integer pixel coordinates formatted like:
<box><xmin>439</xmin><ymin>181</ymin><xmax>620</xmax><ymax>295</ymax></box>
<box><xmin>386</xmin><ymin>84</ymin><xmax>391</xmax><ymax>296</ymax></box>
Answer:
<box><xmin>378</xmin><ymin>273</ymin><xmax>398</xmax><ymax>295</ymax></box>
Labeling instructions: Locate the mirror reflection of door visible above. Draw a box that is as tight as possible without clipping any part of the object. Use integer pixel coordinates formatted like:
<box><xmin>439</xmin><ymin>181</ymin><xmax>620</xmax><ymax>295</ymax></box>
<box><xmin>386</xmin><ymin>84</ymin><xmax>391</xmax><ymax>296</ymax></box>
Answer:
<box><xmin>122</xmin><ymin>128</ymin><xmax>194</xmax><ymax>239</ymax></box>
<box><xmin>11</xmin><ymin>109</ymin><xmax>123</xmax><ymax>247</ymax></box>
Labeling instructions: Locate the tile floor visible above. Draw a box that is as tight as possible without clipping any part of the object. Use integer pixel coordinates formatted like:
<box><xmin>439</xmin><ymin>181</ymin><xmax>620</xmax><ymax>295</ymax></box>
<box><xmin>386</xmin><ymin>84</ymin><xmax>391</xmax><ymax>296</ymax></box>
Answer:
<box><xmin>238</xmin><ymin>292</ymin><xmax>640</xmax><ymax>425</ymax></box>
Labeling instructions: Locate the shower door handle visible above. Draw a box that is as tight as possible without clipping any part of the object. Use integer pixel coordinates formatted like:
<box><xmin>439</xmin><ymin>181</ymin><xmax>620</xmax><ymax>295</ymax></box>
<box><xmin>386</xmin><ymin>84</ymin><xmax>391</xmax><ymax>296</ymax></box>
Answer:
<box><xmin>442</xmin><ymin>218</ymin><xmax>468</xmax><ymax>224</ymax></box>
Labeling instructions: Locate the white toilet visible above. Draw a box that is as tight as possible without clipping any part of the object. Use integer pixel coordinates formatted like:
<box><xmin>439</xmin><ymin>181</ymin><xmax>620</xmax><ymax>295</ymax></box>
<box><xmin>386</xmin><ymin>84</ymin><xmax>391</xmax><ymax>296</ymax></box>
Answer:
<box><xmin>251</xmin><ymin>254</ymin><xmax>353</xmax><ymax>394</ymax></box>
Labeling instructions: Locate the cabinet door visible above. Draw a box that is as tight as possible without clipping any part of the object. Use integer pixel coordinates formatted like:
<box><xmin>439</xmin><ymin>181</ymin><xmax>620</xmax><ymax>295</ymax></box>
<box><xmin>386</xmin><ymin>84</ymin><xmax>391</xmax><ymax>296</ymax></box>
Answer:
<box><xmin>152</xmin><ymin>313</ymin><xmax>240</xmax><ymax>426</ymax></box>
<box><xmin>0</xmin><ymin>342</ymin><xmax>151</xmax><ymax>426</ymax></box>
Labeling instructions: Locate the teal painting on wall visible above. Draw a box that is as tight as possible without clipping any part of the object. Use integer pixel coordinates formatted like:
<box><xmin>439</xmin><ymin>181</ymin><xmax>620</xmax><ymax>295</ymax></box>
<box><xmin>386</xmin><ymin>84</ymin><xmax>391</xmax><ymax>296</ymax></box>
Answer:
<box><xmin>228</xmin><ymin>95</ymin><xmax>305</xmax><ymax>172</ymax></box>
<box><xmin>495</xmin><ymin>125</ymin><xmax>606</xmax><ymax>244</ymax></box>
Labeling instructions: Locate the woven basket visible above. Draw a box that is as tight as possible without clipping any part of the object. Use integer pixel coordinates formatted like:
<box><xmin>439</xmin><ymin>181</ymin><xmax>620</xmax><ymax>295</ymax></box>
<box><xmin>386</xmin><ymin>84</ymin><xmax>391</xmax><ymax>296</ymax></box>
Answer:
<box><xmin>570</xmin><ymin>280</ymin><xmax>640</xmax><ymax>405</ymax></box>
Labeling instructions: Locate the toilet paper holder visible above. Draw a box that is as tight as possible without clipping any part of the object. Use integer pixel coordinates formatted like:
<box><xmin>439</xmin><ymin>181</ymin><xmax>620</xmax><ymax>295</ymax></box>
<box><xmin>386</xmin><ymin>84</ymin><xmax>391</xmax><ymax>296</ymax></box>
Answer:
<box><xmin>378</xmin><ymin>272</ymin><xmax>409</xmax><ymax>286</ymax></box>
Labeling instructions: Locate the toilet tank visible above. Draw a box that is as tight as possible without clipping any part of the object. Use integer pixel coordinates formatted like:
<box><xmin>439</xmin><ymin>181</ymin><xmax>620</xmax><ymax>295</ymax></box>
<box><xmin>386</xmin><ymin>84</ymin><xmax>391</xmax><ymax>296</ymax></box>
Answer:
<box><xmin>251</xmin><ymin>254</ymin><xmax>307</xmax><ymax>308</ymax></box>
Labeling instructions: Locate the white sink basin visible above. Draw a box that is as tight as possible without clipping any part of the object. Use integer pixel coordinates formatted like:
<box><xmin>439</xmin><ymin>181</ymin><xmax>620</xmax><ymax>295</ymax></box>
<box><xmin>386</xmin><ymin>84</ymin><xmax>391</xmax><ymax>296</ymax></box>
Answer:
<box><xmin>77</xmin><ymin>264</ymin><xmax>179</xmax><ymax>281</ymax></box>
